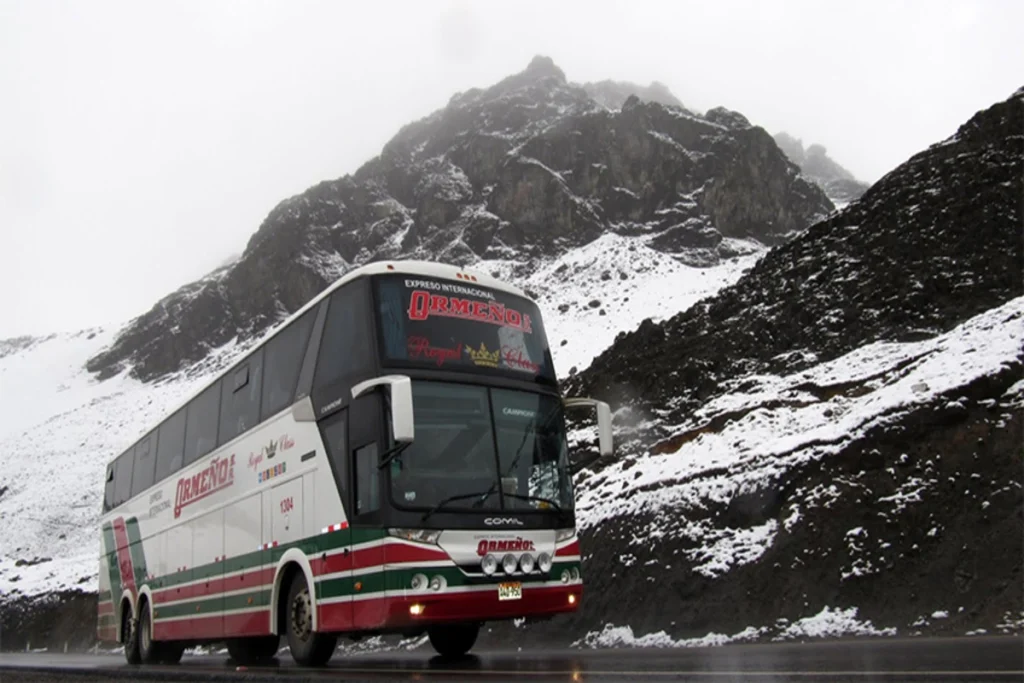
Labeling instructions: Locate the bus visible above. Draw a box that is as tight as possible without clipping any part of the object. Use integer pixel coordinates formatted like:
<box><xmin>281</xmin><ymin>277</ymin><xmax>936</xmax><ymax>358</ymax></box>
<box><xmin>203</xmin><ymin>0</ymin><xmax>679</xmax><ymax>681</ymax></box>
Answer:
<box><xmin>97</xmin><ymin>260</ymin><xmax>613</xmax><ymax>666</ymax></box>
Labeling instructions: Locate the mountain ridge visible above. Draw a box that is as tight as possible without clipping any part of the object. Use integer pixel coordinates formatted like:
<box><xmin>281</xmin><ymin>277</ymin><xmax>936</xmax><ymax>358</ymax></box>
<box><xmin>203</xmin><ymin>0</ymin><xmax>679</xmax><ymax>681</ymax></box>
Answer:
<box><xmin>84</xmin><ymin>56</ymin><xmax>832</xmax><ymax>383</ymax></box>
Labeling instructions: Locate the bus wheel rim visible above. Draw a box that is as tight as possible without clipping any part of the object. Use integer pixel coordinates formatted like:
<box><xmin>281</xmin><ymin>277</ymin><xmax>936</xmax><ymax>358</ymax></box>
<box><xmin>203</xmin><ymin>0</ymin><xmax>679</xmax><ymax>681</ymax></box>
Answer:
<box><xmin>291</xmin><ymin>588</ymin><xmax>313</xmax><ymax>641</ymax></box>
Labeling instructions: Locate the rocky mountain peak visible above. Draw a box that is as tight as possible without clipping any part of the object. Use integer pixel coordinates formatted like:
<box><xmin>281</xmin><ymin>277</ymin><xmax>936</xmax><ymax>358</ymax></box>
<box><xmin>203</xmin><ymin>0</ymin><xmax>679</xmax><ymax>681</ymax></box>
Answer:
<box><xmin>85</xmin><ymin>58</ymin><xmax>832</xmax><ymax>383</ymax></box>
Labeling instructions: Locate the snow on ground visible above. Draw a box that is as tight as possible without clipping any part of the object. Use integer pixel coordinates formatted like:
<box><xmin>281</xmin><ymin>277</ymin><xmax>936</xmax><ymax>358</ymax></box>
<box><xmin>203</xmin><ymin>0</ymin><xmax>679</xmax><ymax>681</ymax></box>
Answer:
<box><xmin>574</xmin><ymin>296</ymin><xmax>1024</xmax><ymax>572</ymax></box>
<box><xmin>0</xmin><ymin>333</ymin><xmax>232</xmax><ymax>596</ymax></box>
<box><xmin>481</xmin><ymin>233</ymin><xmax>765</xmax><ymax>375</ymax></box>
<box><xmin>573</xmin><ymin>606</ymin><xmax>894</xmax><ymax>648</ymax></box>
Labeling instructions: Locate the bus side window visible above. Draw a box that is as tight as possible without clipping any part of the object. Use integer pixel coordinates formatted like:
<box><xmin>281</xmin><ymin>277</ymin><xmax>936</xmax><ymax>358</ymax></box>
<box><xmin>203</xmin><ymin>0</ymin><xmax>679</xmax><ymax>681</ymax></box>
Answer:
<box><xmin>155</xmin><ymin>407</ymin><xmax>187</xmax><ymax>483</ymax></box>
<box><xmin>112</xmin><ymin>446</ymin><xmax>135</xmax><ymax>507</ymax></box>
<box><xmin>354</xmin><ymin>443</ymin><xmax>380</xmax><ymax>516</ymax></box>
<box><xmin>130</xmin><ymin>431</ymin><xmax>158</xmax><ymax>498</ymax></box>
<box><xmin>262</xmin><ymin>307</ymin><xmax>317</xmax><ymax>419</ymax></box>
<box><xmin>103</xmin><ymin>463</ymin><xmax>116</xmax><ymax>512</ymax></box>
<box><xmin>219</xmin><ymin>348</ymin><xmax>263</xmax><ymax>446</ymax></box>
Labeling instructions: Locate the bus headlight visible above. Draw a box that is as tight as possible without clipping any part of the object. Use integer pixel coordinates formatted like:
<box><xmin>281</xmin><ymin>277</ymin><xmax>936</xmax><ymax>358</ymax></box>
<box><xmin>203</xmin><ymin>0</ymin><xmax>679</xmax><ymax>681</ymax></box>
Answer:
<box><xmin>537</xmin><ymin>552</ymin><xmax>553</xmax><ymax>573</ymax></box>
<box><xmin>555</xmin><ymin>528</ymin><xmax>576</xmax><ymax>543</ymax></box>
<box><xmin>519</xmin><ymin>553</ymin><xmax>535</xmax><ymax>573</ymax></box>
<box><xmin>560</xmin><ymin>569</ymin><xmax>570</xmax><ymax>584</ymax></box>
<box><xmin>570</xmin><ymin>567</ymin><xmax>580</xmax><ymax>581</ymax></box>
<box><xmin>387</xmin><ymin>528</ymin><xmax>441</xmax><ymax>545</ymax></box>
<box><xmin>481</xmin><ymin>554</ymin><xmax>498</xmax><ymax>575</ymax></box>
<box><xmin>410</xmin><ymin>573</ymin><xmax>428</xmax><ymax>591</ymax></box>
<box><xmin>429</xmin><ymin>575</ymin><xmax>446</xmax><ymax>591</ymax></box>
<box><xmin>502</xmin><ymin>553</ymin><xmax>518</xmax><ymax>575</ymax></box>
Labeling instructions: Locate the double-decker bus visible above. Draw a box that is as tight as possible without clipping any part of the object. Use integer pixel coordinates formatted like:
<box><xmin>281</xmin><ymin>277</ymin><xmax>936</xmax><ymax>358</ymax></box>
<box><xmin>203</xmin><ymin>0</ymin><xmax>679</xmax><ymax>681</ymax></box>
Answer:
<box><xmin>97</xmin><ymin>260</ymin><xmax>613</xmax><ymax>667</ymax></box>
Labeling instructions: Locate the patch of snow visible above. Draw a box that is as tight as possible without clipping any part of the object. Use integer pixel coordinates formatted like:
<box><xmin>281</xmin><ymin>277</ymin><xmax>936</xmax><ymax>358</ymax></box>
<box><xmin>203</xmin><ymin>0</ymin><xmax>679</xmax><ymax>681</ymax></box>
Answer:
<box><xmin>773</xmin><ymin>606</ymin><xmax>897</xmax><ymax>640</ymax></box>
<box><xmin>573</xmin><ymin>623</ymin><xmax>767</xmax><ymax>649</ymax></box>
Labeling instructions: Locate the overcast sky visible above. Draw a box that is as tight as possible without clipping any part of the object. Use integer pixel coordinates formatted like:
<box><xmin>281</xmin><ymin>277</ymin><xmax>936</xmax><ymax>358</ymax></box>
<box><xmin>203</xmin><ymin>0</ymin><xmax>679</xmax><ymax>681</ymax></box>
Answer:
<box><xmin>1</xmin><ymin>0</ymin><xmax>1021</xmax><ymax>338</ymax></box>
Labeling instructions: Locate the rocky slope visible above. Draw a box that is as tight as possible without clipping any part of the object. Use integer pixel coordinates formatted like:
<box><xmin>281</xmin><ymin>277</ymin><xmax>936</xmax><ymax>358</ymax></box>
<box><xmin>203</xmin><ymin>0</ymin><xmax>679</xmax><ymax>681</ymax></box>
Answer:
<box><xmin>85</xmin><ymin>55</ymin><xmax>831</xmax><ymax>383</ymax></box>
<box><xmin>548</xmin><ymin>87</ymin><xmax>1024</xmax><ymax>641</ymax></box>
<box><xmin>774</xmin><ymin>131</ymin><xmax>871</xmax><ymax>205</ymax></box>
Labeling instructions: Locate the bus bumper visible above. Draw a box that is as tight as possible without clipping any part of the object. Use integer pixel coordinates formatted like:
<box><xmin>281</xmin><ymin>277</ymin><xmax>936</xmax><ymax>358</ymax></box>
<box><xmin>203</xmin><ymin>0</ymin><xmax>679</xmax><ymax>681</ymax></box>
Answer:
<box><xmin>391</xmin><ymin>581</ymin><xmax>583</xmax><ymax>626</ymax></box>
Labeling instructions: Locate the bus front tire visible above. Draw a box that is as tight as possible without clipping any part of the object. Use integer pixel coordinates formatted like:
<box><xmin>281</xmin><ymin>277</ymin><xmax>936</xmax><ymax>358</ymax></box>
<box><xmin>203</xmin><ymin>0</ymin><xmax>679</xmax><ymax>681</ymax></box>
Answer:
<box><xmin>428</xmin><ymin>623</ymin><xmax>479</xmax><ymax>658</ymax></box>
<box><xmin>227</xmin><ymin>635</ymin><xmax>281</xmax><ymax>665</ymax></box>
<box><xmin>285</xmin><ymin>573</ymin><xmax>337</xmax><ymax>667</ymax></box>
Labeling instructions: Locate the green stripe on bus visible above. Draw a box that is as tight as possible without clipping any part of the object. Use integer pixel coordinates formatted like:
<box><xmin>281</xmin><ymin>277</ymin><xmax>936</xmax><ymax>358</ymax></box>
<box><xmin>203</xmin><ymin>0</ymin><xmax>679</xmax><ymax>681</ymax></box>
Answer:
<box><xmin>125</xmin><ymin>517</ymin><xmax>149</xmax><ymax>587</ymax></box>
<box><xmin>101</xmin><ymin>524</ymin><xmax>121</xmax><ymax>599</ymax></box>
<box><xmin>155</xmin><ymin>590</ymin><xmax>272</xmax><ymax>620</ymax></box>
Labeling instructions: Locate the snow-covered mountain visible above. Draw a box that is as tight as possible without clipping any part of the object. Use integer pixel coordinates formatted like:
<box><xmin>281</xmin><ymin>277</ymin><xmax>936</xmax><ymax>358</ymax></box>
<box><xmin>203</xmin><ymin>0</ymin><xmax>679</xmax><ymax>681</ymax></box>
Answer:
<box><xmin>0</xmin><ymin>58</ymin><xmax>1020</xmax><ymax>651</ymax></box>
<box><xmin>549</xmin><ymin>86</ymin><xmax>1023</xmax><ymax>644</ymax></box>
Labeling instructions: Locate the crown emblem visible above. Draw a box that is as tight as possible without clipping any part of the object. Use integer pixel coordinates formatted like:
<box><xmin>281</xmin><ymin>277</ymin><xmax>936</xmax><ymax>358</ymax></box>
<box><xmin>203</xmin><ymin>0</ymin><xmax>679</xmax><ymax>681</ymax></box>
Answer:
<box><xmin>263</xmin><ymin>439</ymin><xmax>278</xmax><ymax>459</ymax></box>
<box><xmin>466</xmin><ymin>342</ymin><xmax>500</xmax><ymax>367</ymax></box>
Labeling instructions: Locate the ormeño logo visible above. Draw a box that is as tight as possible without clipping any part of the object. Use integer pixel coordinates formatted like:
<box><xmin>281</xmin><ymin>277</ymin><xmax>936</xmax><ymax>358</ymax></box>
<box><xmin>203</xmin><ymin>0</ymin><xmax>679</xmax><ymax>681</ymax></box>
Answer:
<box><xmin>476</xmin><ymin>537</ymin><xmax>536</xmax><ymax>556</ymax></box>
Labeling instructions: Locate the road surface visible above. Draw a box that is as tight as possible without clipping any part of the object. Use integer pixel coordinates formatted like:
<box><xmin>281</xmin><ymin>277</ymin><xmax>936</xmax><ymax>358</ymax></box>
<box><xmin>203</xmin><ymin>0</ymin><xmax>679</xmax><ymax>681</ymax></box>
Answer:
<box><xmin>0</xmin><ymin>635</ymin><xmax>1021</xmax><ymax>682</ymax></box>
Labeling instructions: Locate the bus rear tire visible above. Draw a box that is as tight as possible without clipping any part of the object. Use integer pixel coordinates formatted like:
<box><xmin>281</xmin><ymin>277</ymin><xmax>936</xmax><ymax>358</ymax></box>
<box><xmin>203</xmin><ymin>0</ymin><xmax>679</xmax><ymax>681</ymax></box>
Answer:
<box><xmin>122</xmin><ymin>604</ymin><xmax>141</xmax><ymax>665</ymax></box>
<box><xmin>285</xmin><ymin>573</ymin><xmax>337</xmax><ymax>667</ymax></box>
<box><xmin>227</xmin><ymin>635</ymin><xmax>281</xmax><ymax>665</ymax></box>
<box><xmin>428</xmin><ymin>623</ymin><xmax>479</xmax><ymax>658</ymax></box>
<box><xmin>137</xmin><ymin>602</ymin><xmax>161</xmax><ymax>664</ymax></box>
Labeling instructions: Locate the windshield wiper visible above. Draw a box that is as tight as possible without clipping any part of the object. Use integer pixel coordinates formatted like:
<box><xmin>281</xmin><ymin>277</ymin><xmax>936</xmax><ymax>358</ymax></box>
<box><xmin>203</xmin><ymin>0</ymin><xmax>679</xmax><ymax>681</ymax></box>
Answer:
<box><xmin>420</xmin><ymin>490</ymin><xmax>494</xmax><ymax>522</ymax></box>
<box><xmin>472</xmin><ymin>490</ymin><xmax>561</xmax><ymax>513</ymax></box>
<box><xmin>377</xmin><ymin>442</ymin><xmax>411</xmax><ymax>470</ymax></box>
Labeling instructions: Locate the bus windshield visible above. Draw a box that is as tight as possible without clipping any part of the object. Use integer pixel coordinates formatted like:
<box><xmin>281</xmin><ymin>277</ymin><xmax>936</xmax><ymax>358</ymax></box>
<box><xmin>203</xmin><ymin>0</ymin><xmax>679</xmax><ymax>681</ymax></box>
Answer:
<box><xmin>373</xmin><ymin>274</ymin><xmax>556</xmax><ymax>384</ymax></box>
<box><xmin>388</xmin><ymin>381</ymin><xmax>574</xmax><ymax>513</ymax></box>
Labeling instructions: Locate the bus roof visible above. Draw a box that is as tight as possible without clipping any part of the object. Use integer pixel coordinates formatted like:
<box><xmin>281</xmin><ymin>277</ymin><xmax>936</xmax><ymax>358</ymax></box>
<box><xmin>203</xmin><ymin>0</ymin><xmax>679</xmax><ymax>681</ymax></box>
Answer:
<box><xmin>105</xmin><ymin>260</ymin><xmax>531</xmax><ymax>467</ymax></box>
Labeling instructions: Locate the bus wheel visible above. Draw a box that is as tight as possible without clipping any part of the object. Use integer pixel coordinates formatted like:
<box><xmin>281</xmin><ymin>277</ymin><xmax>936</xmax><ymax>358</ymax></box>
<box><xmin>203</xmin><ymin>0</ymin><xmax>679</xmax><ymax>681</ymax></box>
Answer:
<box><xmin>227</xmin><ymin>635</ymin><xmax>281</xmax><ymax>665</ymax></box>
<box><xmin>427</xmin><ymin>623</ymin><xmax>479</xmax><ymax>658</ymax></box>
<box><xmin>137</xmin><ymin>603</ymin><xmax>160</xmax><ymax>664</ymax></box>
<box><xmin>285</xmin><ymin>573</ymin><xmax>337</xmax><ymax>667</ymax></box>
<box><xmin>122</xmin><ymin>604</ymin><xmax>141</xmax><ymax>665</ymax></box>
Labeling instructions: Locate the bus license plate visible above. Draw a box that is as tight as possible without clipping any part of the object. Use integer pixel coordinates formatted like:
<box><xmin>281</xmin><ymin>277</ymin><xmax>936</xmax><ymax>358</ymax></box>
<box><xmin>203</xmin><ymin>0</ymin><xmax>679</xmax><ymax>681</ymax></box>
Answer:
<box><xmin>497</xmin><ymin>582</ymin><xmax>522</xmax><ymax>601</ymax></box>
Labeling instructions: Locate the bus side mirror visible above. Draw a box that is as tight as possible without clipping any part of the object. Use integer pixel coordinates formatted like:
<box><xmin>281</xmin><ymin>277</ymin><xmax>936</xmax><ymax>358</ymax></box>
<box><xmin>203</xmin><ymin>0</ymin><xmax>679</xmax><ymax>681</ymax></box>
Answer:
<box><xmin>351</xmin><ymin>375</ymin><xmax>415</xmax><ymax>444</ymax></box>
<box><xmin>563</xmin><ymin>397</ymin><xmax>614</xmax><ymax>456</ymax></box>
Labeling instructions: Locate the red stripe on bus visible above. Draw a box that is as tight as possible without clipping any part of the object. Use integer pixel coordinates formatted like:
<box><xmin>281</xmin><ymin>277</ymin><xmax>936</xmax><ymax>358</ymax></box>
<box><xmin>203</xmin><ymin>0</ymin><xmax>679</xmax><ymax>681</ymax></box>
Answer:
<box><xmin>152</xmin><ymin>567</ymin><xmax>276</xmax><ymax>604</ymax></box>
<box><xmin>152</xmin><ymin>611</ymin><xmax>271</xmax><ymax>641</ymax></box>
<box><xmin>111</xmin><ymin>517</ymin><xmax>137</xmax><ymax>598</ymax></box>
<box><xmin>312</xmin><ymin>542</ymin><xmax>447</xmax><ymax>577</ymax></box>
<box><xmin>555</xmin><ymin>540</ymin><xmax>580</xmax><ymax>557</ymax></box>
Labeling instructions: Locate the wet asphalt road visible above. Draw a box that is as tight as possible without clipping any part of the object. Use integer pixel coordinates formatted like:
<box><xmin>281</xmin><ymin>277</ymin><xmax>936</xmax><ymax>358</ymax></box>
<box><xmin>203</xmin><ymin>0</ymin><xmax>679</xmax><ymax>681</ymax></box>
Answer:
<box><xmin>0</xmin><ymin>635</ymin><xmax>1021</xmax><ymax>682</ymax></box>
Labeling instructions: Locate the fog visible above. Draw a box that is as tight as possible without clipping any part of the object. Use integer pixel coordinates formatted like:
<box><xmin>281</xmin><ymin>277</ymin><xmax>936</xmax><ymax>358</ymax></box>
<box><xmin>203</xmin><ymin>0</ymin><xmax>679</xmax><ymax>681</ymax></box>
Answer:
<box><xmin>2</xmin><ymin>0</ymin><xmax>1021</xmax><ymax>337</ymax></box>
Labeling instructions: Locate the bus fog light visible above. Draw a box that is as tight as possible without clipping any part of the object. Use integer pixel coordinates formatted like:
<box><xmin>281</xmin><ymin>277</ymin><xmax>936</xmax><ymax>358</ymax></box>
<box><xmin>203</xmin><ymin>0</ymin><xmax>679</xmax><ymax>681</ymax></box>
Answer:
<box><xmin>537</xmin><ymin>552</ymin><xmax>552</xmax><ymax>573</ymax></box>
<box><xmin>568</xmin><ymin>594</ymin><xmax>577</xmax><ymax>605</ymax></box>
<box><xmin>519</xmin><ymin>553</ymin><xmax>535</xmax><ymax>573</ymax></box>
<box><xmin>411</xmin><ymin>573</ymin><xmax>428</xmax><ymax>591</ymax></box>
<box><xmin>410</xmin><ymin>603</ymin><xmax>425</xmax><ymax>616</ymax></box>
<box><xmin>570</xmin><ymin>567</ymin><xmax>580</xmax><ymax>581</ymax></box>
<box><xmin>429</xmin><ymin>575</ymin><xmax>446</xmax><ymax>591</ymax></box>
<box><xmin>481</xmin><ymin>554</ymin><xmax>498</xmax><ymax>575</ymax></box>
<box><xmin>502</xmin><ymin>553</ymin><xmax>518</xmax><ymax>575</ymax></box>
<box><xmin>560</xmin><ymin>569</ymin><xmax>570</xmax><ymax>584</ymax></box>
